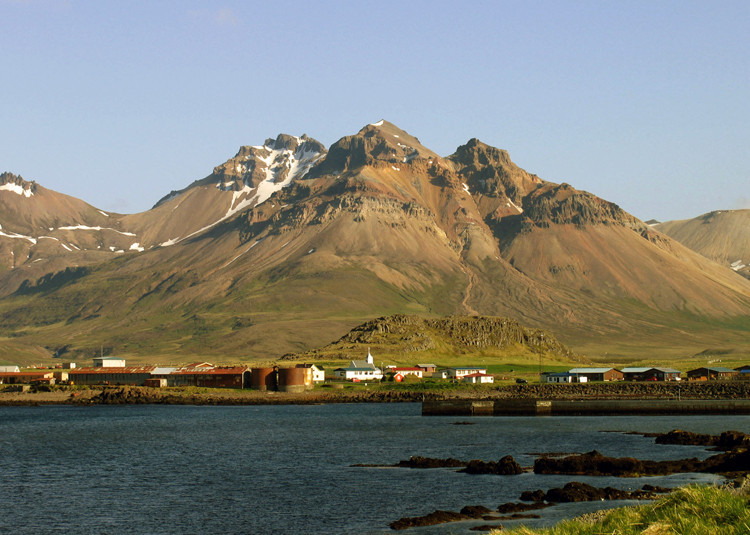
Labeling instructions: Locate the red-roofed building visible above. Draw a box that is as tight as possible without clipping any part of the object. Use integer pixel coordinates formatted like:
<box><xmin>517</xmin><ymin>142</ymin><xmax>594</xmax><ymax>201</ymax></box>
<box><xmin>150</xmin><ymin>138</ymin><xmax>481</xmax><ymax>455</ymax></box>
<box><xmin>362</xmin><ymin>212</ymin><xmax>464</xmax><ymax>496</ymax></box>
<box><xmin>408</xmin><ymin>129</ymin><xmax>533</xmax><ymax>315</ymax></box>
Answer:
<box><xmin>0</xmin><ymin>371</ymin><xmax>55</xmax><ymax>385</ymax></box>
<box><xmin>69</xmin><ymin>367</ymin><xmax>157</xmax><ymax>386</ymax></box>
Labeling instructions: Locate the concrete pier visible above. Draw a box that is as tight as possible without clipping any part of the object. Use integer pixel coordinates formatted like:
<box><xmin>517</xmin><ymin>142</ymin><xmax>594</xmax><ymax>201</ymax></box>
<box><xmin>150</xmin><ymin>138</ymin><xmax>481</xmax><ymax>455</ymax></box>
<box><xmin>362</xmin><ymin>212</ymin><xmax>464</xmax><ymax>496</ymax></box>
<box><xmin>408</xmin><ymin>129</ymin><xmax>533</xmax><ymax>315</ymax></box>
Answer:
<box><xmin>422</xmin><ymin>399</ymin><xmax>750</xmax><ymax>416</ymax></box>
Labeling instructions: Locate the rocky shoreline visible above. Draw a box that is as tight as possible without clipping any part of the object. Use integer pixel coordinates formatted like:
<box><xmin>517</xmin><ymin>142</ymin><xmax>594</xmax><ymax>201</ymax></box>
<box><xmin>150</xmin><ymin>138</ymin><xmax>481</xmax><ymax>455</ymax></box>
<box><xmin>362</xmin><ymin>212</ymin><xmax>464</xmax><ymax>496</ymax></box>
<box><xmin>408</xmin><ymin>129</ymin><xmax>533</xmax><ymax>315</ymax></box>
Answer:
<box><xmin>1</xmin><ymin>380</ymin><xmax>749</xmax><ymax>406</ymax></box>
<box><xmin>380</xmin><ymin>429</ymin><xmax>750</xmax><ymax>531</ymax></box>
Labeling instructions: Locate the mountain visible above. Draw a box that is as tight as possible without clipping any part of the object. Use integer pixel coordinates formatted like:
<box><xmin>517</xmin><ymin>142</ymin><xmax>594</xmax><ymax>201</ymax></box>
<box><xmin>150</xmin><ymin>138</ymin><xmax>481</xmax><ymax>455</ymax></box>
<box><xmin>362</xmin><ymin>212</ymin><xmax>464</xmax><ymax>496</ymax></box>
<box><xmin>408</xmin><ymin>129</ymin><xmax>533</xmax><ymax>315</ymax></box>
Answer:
<box><xmin>0</xmin><ymin>172</ymin><xmax>135</xmax><ymax>295</ymax></box>
<box><xmin>0</xmin><ymin>135</ymin><xmax>326</xmax><ymax>295</ymax></box>
<box><xmin>1</xmin><ymin>121</ymin><xmax>749</xmax><ymax>365</ymax></box>
<box><xmin>655</xmin><ymin>210</ymin><xmax>750</xmax><ymax>280</ymax></box>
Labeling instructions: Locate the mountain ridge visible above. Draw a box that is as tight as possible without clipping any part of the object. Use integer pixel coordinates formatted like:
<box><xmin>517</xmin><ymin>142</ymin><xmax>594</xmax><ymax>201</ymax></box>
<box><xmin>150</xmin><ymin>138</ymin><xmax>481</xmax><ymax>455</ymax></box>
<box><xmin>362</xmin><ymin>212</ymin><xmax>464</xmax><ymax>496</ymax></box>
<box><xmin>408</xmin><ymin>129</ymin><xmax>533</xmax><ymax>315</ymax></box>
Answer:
<box><xmin>1</xmin><ymin>121</ymin><xmax>749</xmax><ymax>364</ymax></box>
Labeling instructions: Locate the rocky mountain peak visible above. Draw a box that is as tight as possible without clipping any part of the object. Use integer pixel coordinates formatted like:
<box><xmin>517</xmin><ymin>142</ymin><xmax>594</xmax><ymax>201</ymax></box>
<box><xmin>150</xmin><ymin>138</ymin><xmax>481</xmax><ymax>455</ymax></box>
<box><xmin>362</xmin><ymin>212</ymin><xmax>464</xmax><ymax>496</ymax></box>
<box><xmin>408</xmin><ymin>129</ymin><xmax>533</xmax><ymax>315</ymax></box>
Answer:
<box><xmin>451</xmin><ymin>138</ymin><xmax>513</xmax><ymax>167</ymax></box>
<box><xmin>519</xmin><ymin>183</ymin><xmax>645</xmax><ymax>230</ymax></box>
<box><xmin>0</xmin><ymin>172</ymin><xmax>37</xmax><ymax>198</ymax></box>
<box><xmin>308</xmin><ymin>120</ymin><xmax>439</xmax><ymax>178</ymax></box>
<box><xmin>262</xmin><ymin>133</ymin><xmax>327</xmax><ymax>155</ymax></box>
<box><xmin>447</xmin><ymin>140</ymin><xmax>542</xmax><ymax>202</ymax></box>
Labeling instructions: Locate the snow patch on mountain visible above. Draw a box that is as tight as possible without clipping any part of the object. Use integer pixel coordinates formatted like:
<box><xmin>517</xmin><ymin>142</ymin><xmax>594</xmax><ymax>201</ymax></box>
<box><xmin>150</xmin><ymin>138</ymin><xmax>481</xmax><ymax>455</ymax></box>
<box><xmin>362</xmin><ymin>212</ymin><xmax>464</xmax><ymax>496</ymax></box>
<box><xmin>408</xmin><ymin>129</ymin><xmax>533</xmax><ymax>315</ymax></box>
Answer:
<box><xmin>0</xmin><ymin>182</ymin><xmax>34</xmax><ymax>197</ymax></box>
<box><xmin>223</xmin><ymin>140</ymin><xmax>323</xmax><ymax>219</ymax></box>
<box><xmin>57</xmin><ymin>225</ymin><xmax>137</xmax><ymax>237</ymax></box>
<box><xmin>507</xmin><ymin>198</ymin><xmax>524</xmax><ymax>213</ymax></box>
<box><xmin>222</xmin><ymin>238</ymin><xmax>262</xmax><ymax>269</ymax></box>
<box><xmin>159</xmin><ymin>238</ymin><xmax>179</xmax><ymax>247</ymax></box>
<box><xmin>0</xmin><ymin>229</ymin><xmax>36</xmax><ymax>244</ymax></box>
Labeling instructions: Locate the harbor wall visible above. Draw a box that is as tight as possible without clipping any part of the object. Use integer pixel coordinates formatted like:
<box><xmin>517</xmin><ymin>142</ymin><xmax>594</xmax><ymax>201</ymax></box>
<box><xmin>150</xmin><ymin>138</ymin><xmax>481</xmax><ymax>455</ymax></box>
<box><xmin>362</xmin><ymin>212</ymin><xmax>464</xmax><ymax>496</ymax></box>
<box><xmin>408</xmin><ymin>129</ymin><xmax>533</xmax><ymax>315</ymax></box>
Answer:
<box><xmin>422</xmin><ymin>399</ymin><xmax>750</xmax><ymax>416</ymax></box>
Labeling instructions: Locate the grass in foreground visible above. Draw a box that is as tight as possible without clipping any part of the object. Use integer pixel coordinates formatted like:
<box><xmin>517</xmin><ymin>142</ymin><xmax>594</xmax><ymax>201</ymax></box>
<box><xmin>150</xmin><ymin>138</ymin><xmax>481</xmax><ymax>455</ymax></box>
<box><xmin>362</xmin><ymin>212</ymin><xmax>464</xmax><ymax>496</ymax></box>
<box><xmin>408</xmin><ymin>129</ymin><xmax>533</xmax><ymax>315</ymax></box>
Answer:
<box><xmin>500</xmin><ymin>484</ymin><xmax>750</xmax><ymax>535</ymax></box>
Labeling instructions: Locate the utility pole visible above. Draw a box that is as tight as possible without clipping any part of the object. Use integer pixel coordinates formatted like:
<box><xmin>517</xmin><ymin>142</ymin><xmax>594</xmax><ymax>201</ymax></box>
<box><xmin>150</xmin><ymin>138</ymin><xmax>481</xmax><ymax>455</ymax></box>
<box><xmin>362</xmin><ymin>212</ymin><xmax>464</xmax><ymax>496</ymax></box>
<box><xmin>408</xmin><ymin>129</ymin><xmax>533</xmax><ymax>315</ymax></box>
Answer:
<box><xmin>539</xmin><ymin>334</ymin><xmax>544</xmax><ymax>383</ymax></box>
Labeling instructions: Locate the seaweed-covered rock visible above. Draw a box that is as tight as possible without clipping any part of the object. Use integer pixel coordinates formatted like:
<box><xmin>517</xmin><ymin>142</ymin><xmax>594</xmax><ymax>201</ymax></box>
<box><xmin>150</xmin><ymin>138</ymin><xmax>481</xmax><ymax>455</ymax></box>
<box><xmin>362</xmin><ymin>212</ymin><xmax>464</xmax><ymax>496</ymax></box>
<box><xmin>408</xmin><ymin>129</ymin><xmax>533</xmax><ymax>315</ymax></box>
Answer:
<box><xmin>396</xmin><ymin>456</ymin><xmax>467</xmax><ymax>468</ymax></box>
<box><xmin>460</xmin><ymin>455</ymin><xmax>523</xmax><ymax>475</ymax></box>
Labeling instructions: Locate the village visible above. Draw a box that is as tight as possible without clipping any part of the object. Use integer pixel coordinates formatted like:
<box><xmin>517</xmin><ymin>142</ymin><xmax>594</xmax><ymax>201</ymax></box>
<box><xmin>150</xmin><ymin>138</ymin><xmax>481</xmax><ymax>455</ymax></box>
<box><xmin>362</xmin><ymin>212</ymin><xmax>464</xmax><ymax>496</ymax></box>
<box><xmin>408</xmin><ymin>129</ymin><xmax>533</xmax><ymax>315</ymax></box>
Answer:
<box><xmin>1</xmin><ymin>348</ymin><xmax>749</xmax><ymax>393</ymax></box>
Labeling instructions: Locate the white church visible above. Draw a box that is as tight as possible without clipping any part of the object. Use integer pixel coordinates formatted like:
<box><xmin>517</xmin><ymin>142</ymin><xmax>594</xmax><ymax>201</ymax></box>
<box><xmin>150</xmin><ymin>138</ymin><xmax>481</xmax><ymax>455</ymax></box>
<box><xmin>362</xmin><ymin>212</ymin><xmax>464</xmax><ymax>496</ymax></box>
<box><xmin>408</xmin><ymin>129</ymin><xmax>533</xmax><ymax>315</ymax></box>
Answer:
<box><xmin>333</xmin><ymin>348</ymin><xmax>384</xmax><ymax>381</ymax></box>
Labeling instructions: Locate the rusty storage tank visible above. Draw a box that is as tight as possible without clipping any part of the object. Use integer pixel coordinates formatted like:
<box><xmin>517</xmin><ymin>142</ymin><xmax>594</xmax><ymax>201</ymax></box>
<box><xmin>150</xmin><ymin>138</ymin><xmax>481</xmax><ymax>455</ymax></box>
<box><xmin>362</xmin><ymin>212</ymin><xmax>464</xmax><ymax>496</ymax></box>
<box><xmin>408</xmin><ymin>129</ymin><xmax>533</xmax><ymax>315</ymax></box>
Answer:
<box><xmin>277</xmin><ymin>367</ymin><xmax>307</xmax><ymax>393</ymax></box>
<box><xmin>250</xmin><ymin>367</ymin><xmax>277</xmax><ymax>391</ymax></box>
<box><xmin>294</xmin><ymin>364</ymin><xmax>315</xmax><ymax>388</ymax></box>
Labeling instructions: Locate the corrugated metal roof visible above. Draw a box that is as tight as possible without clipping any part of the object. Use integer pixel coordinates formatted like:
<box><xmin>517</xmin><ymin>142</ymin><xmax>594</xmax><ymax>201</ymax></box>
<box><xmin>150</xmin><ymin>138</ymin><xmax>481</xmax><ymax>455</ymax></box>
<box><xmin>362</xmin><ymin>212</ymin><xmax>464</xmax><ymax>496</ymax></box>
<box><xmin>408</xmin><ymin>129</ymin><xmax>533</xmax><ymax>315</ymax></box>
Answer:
<box><xmin>689</xmin><ymin>367</ymin><xmax>737</xmax><ymax>373</ymax></box>
<box><xmin>621</xmin><ymin>367</ymin><xmax>681</xmax><ymax>374</ymax></box>
<box><xmin>170</xmin><ymin>367</ymin><xmax>248</xmax><ymax>375</ymax></box>
<box><xmin>568</xmin><ymin>368</ymin><xmax>617</xmax><ymax>374</ymax></box>
<box><xmin>0</xmin><ymin>371</ymin><xmax>53</xmax><ymax>377</ymax></box>
<box><xmin>70</xmin><ymin>366</ymin><xmax>157</xmax><ymax>374</ymax></box>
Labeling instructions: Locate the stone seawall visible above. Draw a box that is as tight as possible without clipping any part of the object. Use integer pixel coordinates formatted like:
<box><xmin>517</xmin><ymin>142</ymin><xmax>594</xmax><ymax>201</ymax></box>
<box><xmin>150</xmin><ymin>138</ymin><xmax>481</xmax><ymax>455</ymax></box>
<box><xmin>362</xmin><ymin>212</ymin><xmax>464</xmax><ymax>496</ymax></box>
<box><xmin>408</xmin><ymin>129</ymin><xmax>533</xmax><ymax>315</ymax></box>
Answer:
<box><xmin>423</xmin><ymin>398</ymin><xmax>750</xmax><ymax>416</ymax></box>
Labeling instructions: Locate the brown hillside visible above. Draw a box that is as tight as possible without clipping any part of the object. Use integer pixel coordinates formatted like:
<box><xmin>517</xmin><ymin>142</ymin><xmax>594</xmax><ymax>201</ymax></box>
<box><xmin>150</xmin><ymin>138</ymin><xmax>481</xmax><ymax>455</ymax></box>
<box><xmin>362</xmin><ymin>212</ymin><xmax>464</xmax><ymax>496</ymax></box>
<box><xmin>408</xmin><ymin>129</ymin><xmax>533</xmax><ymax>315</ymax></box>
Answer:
<box><xmin>656</xmin><ymin>210</ymin><xmax>750</xmax><ymax>279</ymax></box>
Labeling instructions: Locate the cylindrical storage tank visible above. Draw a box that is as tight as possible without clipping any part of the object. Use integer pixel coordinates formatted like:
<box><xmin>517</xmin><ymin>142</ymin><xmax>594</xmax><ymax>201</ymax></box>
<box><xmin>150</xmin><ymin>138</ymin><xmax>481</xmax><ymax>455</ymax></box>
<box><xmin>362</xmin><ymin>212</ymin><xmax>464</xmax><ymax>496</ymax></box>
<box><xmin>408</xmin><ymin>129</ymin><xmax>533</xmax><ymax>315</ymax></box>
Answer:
<box><xmin>294</xmin><ymin>366</ymin><xmax>313</xmax><ymax>388</ymax></box>
<box><xmin>251</xmin><ymin>368</ymin><xmax>276</xmax><ymax>391</ymax></box>
<box><xmin>277</xmin><ymin>367</ymin><xmax>306</xmax><ymax>393</ymax></box>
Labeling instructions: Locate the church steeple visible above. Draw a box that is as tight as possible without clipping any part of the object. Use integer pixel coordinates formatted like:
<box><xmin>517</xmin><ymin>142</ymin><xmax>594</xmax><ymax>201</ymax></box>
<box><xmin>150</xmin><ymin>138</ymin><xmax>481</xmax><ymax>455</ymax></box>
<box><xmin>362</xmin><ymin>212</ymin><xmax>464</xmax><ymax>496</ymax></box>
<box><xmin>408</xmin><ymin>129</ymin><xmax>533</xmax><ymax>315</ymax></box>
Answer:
<box><xmin>366</xmin><ymin>347</ymin><xmax>374</xmax><ymax>365</ymax></box>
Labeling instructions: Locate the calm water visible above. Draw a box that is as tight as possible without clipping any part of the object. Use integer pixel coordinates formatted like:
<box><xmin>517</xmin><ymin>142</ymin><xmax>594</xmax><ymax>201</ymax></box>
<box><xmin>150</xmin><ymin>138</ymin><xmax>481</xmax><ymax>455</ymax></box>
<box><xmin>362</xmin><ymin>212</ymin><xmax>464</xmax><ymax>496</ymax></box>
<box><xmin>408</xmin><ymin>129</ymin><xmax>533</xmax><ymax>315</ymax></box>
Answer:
<box><xmin>1</xmin><ymin>403</ymin><xmax>746</xmax><ymax>534</ymax></box>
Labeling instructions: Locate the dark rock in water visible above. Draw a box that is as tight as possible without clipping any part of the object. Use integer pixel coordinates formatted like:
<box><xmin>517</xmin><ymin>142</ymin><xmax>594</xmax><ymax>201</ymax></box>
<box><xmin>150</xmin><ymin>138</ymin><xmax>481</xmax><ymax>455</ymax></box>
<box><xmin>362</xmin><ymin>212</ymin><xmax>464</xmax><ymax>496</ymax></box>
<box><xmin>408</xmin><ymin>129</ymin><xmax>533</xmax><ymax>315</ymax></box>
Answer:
<box><xmin>715</xmin><ymin>430</ymin><xmax>750</xmax><ymax>450</ymax></box>
<box><xmin>644</xmin><ymin>429</ymin><xmax>750</xmax><ymax>450</ymax></box>
<box><xmin>525</xmin><ymin>482</ymin><xmax>672</xmax><ymax>503</ymax></box>
<box><xmin>702</xmin><ymin>448</ymin><xmax>750</xmax><ymax>474</ymax></box>
<box><xmin>460</xmin><ymin>505</ymin><xmax>493</xmax><ymax>516</ymax></box>
<box><xmin>544</xmin><ymin>482</ymin><xmax>618</xmax><ymax>502</ymax></box>
<box><xmin>533</xmin><ymin>450</ymin><xmax>702</xmax><ymax>477</ymax></box>
<box><xmin>534</xmin><ymin>445</ymin><xmax>750</xmax><ymax>477</ymax></box>
<box><xmin>470</xmin><ymin>525</ymin><xmax>501</xmax><ymax>531</ymax></box>
<box><xmin>654</xmin><ymin>429</ymin><xmax>714</xmax><ymax>446</ymax></box>
<box><xmin>396</xmin><ymin>456</ymin><xmax>467</xmax><ymax>468</ymax></box>
<box><xmin>389</xmin><ymin>509</ymin><xmax>466</xmax><ymax>530</ymax></box>
<box><xmin>497</xmin><ymin>501</ymin><xmax>552</xmax><ymax>513</ymax></box>
<box><xmin>389</xmin><ymin>504</ymin><xmax>494</xmax><ymax>530</ymax></box>
<box><xmin>519</xmin><ymin>489</ymin><xmax>546</xmax><ymax>502</ymax></box>
<box><xmin>498</xmin><ymin>513</ymin><xmax>542</xmax><ymax>520</ymax></box>
<box><xmin>460</xmin><ymin>455</ymin><xmax>523</xmax><ymax>475</ymax></box>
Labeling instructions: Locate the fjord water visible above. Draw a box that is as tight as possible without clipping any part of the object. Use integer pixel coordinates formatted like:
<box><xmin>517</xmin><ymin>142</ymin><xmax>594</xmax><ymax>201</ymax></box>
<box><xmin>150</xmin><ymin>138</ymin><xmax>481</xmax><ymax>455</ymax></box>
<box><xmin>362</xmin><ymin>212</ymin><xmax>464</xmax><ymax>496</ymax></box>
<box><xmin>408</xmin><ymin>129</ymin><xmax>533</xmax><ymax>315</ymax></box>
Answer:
<box><xmin>1</xmin><ymin>404</ymin><xmax>745</xmax><ymax>535</ymax></box>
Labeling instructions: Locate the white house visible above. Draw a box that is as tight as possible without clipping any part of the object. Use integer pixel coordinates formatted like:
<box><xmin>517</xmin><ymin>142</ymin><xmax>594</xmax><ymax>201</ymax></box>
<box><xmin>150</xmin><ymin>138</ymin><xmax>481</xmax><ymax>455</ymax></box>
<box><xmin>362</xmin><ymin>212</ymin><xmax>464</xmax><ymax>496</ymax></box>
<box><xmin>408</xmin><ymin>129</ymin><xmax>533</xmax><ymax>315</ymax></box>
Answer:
<box><xmin>93</xmin><ymin>357</ymin><xmax>126</xmax><ymax>368</ymax></box>
<box><xmin>0</xmin><ymin>366</ymin><xmax>20</xmax><ymax>373</ymax></box>
<box><xmin>543</xmin><ymin>372</ymin><xmax>583</xmax><ymax>383</ymax></box>
<box><xmin>390</xmin><ymin>367</ymin><xmax>423</xmax><ymax>378</ymax></box>
<box><xmin>446</xmin><ymin>367</ymin><xmax>488</xmax><ymax>379</ymax></box>
<box><xmin>461</xmin><ymin>372</ymin><xmax>494</xmax><ymax>384</ymax></box>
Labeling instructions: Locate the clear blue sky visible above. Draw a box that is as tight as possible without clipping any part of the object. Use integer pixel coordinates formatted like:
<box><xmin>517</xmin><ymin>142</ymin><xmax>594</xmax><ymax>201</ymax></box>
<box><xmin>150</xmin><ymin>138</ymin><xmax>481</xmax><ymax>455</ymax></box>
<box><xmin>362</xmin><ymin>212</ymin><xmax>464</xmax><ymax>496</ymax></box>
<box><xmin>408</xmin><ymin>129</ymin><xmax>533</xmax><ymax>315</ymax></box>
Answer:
<box><xmin>2</xmin><ymin>0</ymin><xmax>748</xmax><ymax>221</ymax></box>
